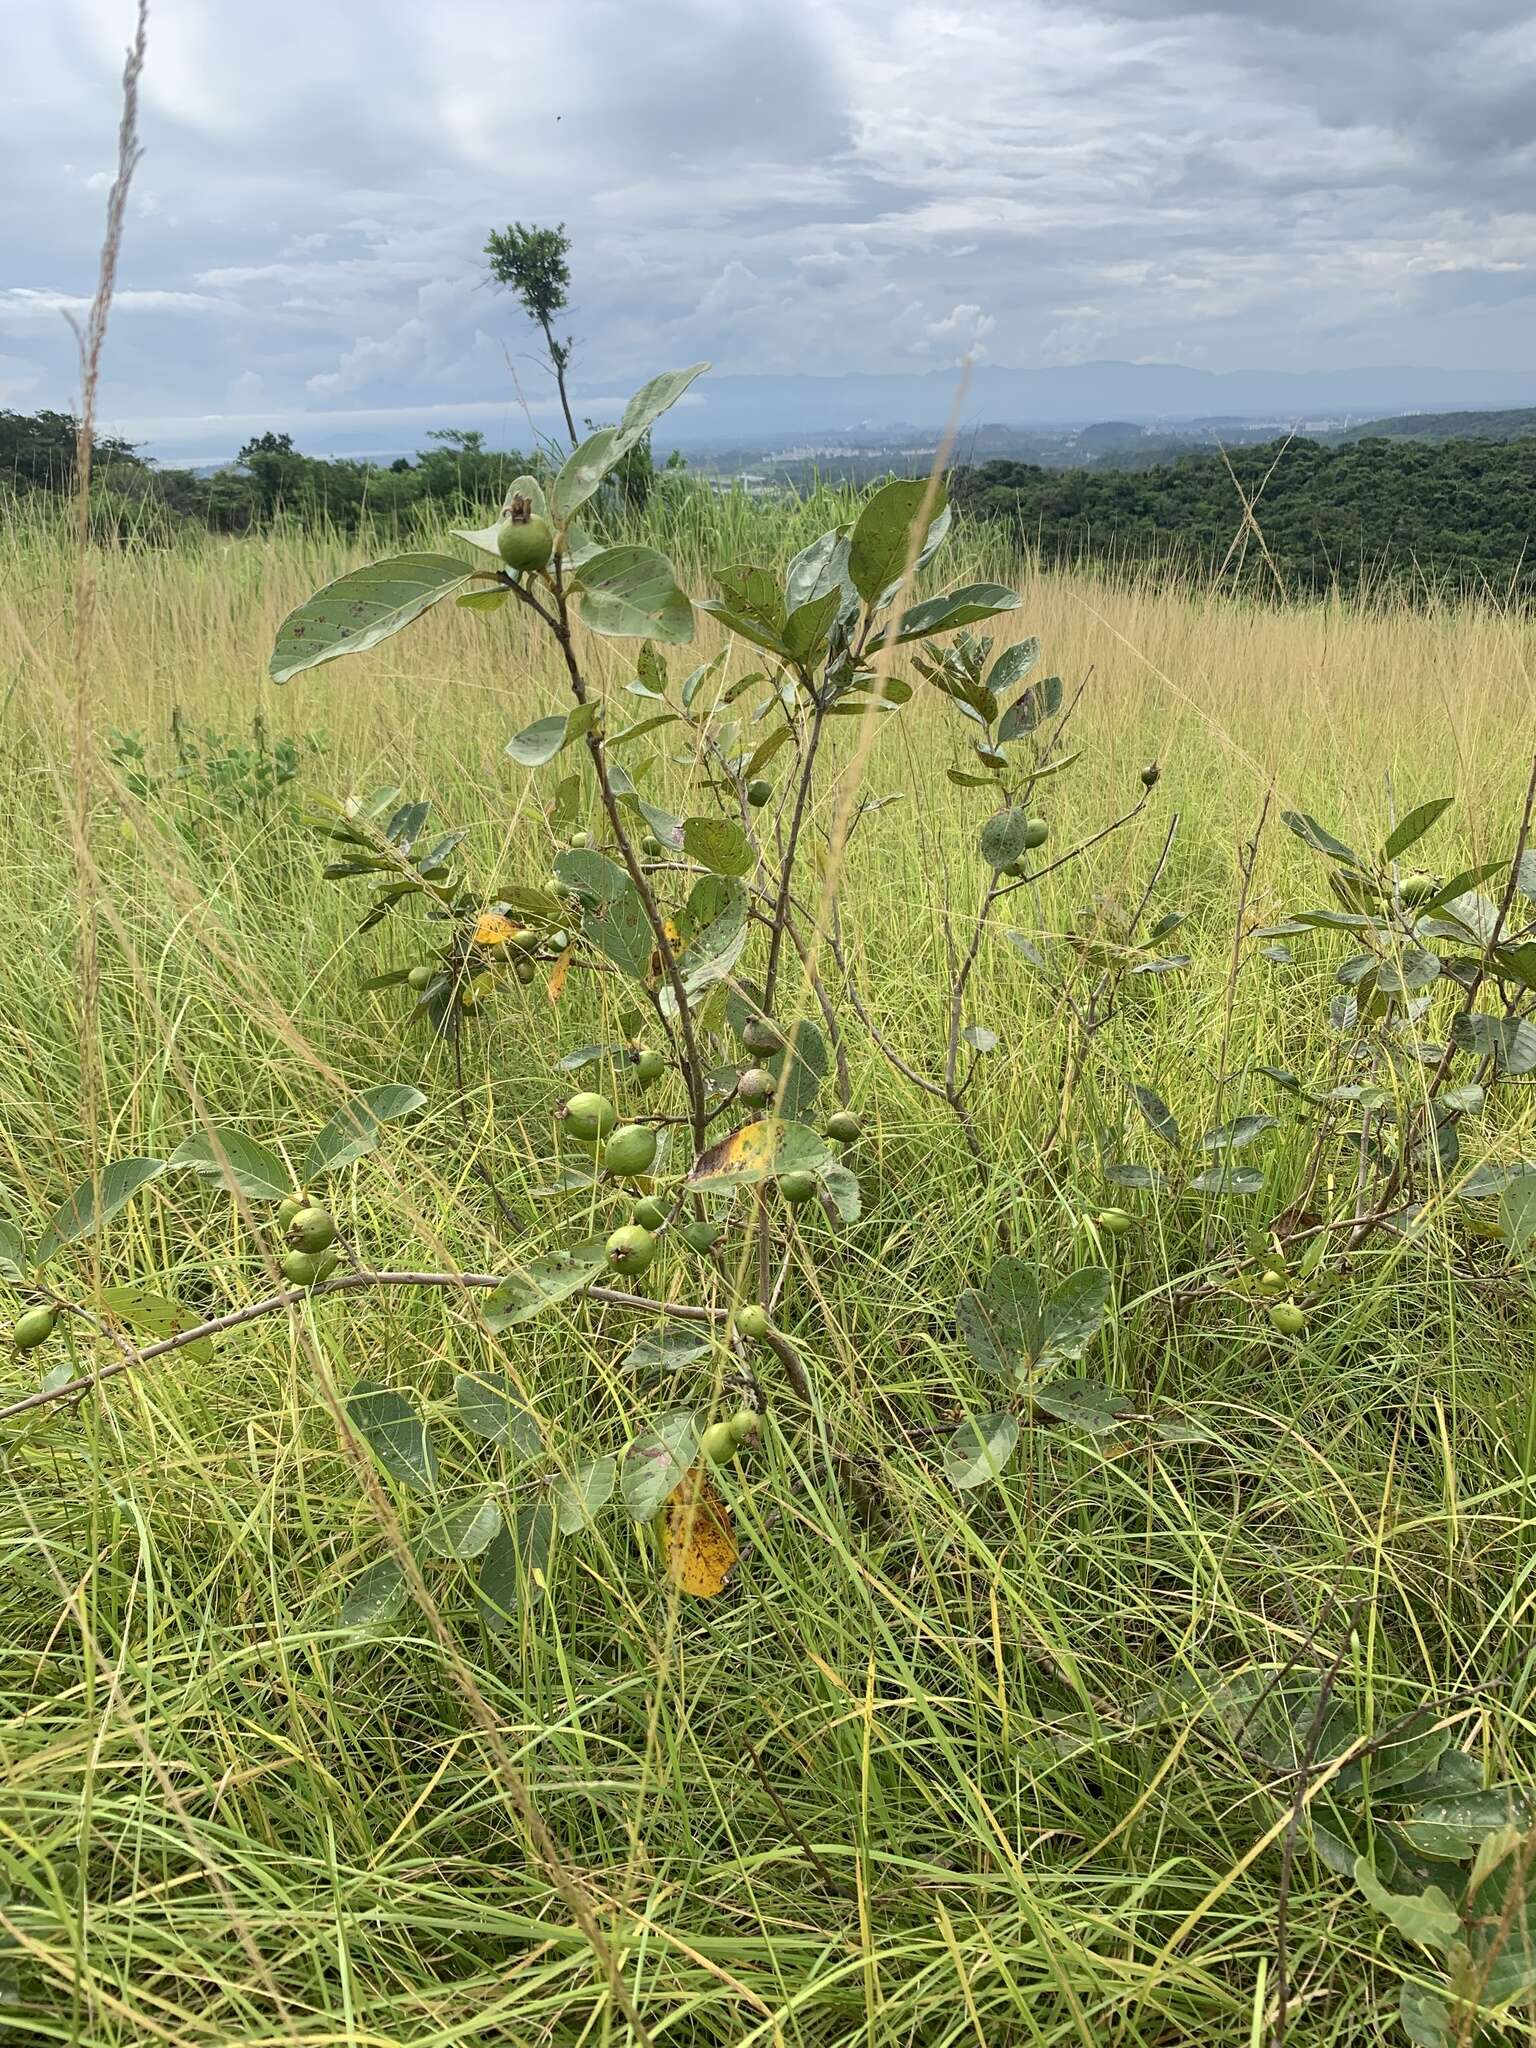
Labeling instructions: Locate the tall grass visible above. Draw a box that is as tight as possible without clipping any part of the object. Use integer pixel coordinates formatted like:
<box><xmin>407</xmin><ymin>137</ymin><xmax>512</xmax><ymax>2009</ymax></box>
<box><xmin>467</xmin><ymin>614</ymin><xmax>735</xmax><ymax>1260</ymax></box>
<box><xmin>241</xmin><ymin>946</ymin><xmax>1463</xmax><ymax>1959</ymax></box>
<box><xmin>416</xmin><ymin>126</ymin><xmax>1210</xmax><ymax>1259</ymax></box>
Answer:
<box><xmin>1</xmin><ymin>499</ymin><xmax>1535</xmax><ymax>2045</ymax></box>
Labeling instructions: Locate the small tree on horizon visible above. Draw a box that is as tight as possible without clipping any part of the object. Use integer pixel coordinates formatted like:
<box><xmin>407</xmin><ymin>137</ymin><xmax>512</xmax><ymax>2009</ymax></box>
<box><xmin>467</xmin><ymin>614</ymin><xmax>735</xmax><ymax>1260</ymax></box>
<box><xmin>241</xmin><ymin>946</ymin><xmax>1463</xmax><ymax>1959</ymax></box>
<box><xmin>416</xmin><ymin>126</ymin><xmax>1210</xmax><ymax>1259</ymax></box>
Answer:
<box><xmin>484</xmin><ymin>220</ymin><xmax>578</xmax><ymax>448</ymax></box>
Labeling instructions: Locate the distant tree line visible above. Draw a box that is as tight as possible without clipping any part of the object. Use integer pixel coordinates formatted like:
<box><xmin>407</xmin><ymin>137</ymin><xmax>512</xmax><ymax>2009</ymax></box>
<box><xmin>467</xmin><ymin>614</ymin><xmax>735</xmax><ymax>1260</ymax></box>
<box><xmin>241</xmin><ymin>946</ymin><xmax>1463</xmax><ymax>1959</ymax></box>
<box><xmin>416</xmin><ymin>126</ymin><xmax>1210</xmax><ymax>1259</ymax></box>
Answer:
<box><xmin>0</xmin><ymin>410</ymin><xmax>665</xmax><ymax>541</ymax></box>
<box><xmin>949</xmin><ymin>435</ymin><xmax>1536</xmax><ymax>603</ymax></box>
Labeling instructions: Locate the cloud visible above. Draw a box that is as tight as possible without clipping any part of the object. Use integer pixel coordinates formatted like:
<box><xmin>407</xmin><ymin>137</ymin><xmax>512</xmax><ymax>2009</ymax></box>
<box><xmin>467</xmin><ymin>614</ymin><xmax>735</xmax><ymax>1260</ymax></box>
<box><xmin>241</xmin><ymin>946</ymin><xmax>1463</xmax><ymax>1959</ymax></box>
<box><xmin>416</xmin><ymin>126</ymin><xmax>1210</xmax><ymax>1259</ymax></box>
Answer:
<box><xmin>921</xmin><ymin>304</ymin><xmax>997</xmax><ymax>362</ymax></box>
<box><xmin>2</xmin><ymin>0</ymin><xmax>1533</xmax><ymax>452</ymax></box>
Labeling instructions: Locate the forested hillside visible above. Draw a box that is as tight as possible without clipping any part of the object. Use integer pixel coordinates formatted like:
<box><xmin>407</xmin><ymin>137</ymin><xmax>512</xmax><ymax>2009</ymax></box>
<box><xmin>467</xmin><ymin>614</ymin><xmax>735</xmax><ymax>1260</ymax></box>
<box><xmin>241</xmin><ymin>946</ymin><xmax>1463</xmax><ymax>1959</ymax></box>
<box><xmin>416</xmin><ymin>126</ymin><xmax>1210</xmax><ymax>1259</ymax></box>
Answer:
<box><xmin>951</xmin><ymin>433</ymin><xmax>1536</xmax><ymax>601</ymax></box>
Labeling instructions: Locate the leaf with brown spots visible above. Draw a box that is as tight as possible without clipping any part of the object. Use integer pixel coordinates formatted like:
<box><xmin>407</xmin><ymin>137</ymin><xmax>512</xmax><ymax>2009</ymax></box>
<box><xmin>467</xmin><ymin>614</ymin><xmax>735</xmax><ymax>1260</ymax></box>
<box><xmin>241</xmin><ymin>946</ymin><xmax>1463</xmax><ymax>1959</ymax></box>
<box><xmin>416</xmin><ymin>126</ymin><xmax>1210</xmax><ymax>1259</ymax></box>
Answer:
<box><xmin>688</xmin><ymin>1116</ymin><xmax>830</xmax><ymax>1191</ymax></box>
<box><xmin>662</xmin><ymin>1465</ymin><xmax>738</xmax><ymax>1598</ymax></box>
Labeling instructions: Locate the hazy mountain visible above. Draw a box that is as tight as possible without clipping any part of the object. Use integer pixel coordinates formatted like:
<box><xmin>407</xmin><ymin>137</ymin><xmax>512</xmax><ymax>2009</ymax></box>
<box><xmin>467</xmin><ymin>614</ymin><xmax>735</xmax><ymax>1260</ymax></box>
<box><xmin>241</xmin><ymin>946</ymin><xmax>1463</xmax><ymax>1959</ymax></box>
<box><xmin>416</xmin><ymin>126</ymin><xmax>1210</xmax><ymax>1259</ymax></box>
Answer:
<box><xmin>659</xmin><ymin>362</ymin><xmax>1536</xmax><ymax>448</ymax></box>
<box><xmin>1335</xmin><ymin>406</ymin><xmax>1536</xmax><ymax>445</ymax></box>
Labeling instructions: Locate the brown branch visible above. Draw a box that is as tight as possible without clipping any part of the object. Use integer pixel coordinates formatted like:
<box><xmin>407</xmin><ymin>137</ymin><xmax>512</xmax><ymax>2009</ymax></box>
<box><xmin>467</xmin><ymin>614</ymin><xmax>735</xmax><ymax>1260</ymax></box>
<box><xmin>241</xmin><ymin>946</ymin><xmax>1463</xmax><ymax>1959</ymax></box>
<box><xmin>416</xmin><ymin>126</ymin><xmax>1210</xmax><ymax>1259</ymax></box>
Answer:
<box><xmin>0</xmin><ymin>1270</ymin><xmax>725</xmax><ymax>1426</ymax></box>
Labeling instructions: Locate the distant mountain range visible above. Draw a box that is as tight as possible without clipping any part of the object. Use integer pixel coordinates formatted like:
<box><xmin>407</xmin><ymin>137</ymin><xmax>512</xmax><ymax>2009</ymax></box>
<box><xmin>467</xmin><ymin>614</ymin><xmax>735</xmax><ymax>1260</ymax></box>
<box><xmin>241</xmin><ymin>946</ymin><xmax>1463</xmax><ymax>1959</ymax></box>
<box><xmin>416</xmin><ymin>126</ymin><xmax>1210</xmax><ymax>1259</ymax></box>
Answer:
<box><xmin>1335</xmin><ymin>406</ymin><xmax>1536</xmax><ymax>445</ymax></box>
<box><xmin>660</xmin><ymin>362</ymin><xmax>1536</xmax><ymax>447</ymax></box>
<box><xmin>135</xmin><ymin>360</ymin><xmax>1536</xmax><ymax>467</ymax></box>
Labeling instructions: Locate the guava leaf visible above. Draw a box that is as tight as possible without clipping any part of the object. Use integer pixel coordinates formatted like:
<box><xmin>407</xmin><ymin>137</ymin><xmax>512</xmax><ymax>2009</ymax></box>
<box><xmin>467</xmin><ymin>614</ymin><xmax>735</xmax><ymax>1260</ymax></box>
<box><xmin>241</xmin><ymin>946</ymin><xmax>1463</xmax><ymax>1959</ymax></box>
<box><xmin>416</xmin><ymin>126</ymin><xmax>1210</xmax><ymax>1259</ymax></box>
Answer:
<box><xmin>849</xmin><ymin>479</ymin><xmax>936</xmax><ymax>607</ymax></box>
<box><xmin>1201</xmin><ymin>1115</ymin><xmax>1278</xmax><ymax>1153</ymax></box>
<box><xmin>783</xmin><ymin>528</ymin><xmax>857</xmax><ymax>615</ymax></box>
<box><xmin>0</xmin><ymin>1221</ymin><xmax>25</xmax><ymax>1284</ymax></box>
<box><xmin>622</xmin><ymin>1326</ymin><xmax>714</xmax><ymax>1374</ymax></box>
<box><xmin>817</xmin><ymin>1159</ymin><xmax>861</xmax><ymax>1223</ymax></box>
<box><xmin>1353</xmin><ymin>1856</ymin><xmax>1459</xmax><ymax>1951</ymax></box>
<box><xmin>944</xmin><ymin>1411</ymin><xmax>1019</xmax><ymax>1489</ymax></box>
<box><xmin>339</xmin><ymin>1556</ymin><xmax>409</xmax><ymax>1630</ymax></box>
<box><xmin>782</xmin><ymin>587</ymin><xmax>844</xmax><ymax>661</ymax></box>
<box><xmin>420</xmin><ymin>1495</ymin><xmax>502</xmax><ymax>1560</ymax></box>
<box><xmin>453</xmin><ymin>1371</ymin><xmax>542</xmax><ymax>1454</ymax></box>
<box><xmin>767</xmin><ymin>1018</ymin><xmax>828</xmax><ymax>1119</ymax></box>
<box><xmin>688</xmin><ymin>1118</ymin><xmax>831</xmax><ymax>1191</ymax></box>
<box><xmin>169</xmin><ymin>1129</ymin><xmax>291</xmax><ymax>1202</ymax></box>
<box><xmin>1032</xmin><ymin>1377</ymin><xmax>1133</xmax><ymax>1433</ymax></box>
<box><xmin>1189</xmin><ymin>1165</ymin><xmax>1266</xmax><ymax>1195</ymax></box>
<box><xmin>956</xmin><ymin>1288</ymin><xmax>1014</xmax><ymax>1376</ymax></box>
<box><xmin>1131</xmin><ymin>1083</ymin><xmax>1181</xmax><ymax>1149</ymax></box>
<box><xmin>890</xmin><ymin>583</ymin><xmax>1020</xmax><ymax>645</ymax></box>
<box><xmin>979</xmin><ymin>807</ymin><xmax>1031</xmax><ymax>868</ymax></box>
<box><xmin>303</xmin><ymin>1085</ymin><xmax>425</xmax><ymax>1178</ymax></box>
<box><xmin>1450</xmin><ymin>1013</ymin><xmax>1536</xmax><ymax>1075</ymax></box>
<box><xmin>621</xmin><ymin>1410</ymin><xmax>698</xmax><ymax>1520</ymax></box>
<box><xmin>344</xmin><ymin>1380</ymin><xmax>436</xmax><ymax>1493</ymax></box>
<box><xmin>553</xmin><ymin>847</ymin><xmax>630</xmax><ymax>902</ymax></box>
<box><xmin>270</xmin><ymin>554</ymin><xmax>472</xmax><ymax>683</ymax></box>
<box><xmin>554</xmin><ymin>1455</ymin><xmax>618</xmax><ymax>1534</ymax></box>
<box><xmin>585</xmin><ymin>882</ymin><xmax>653</xmax><ymax>980</ymax></box>
<box><xmin>1039</xmin><ymin>1268</ymin><xmax>1113</xmax><ymax>1364</ymax></box>
<box><xmin>1383</xmin><ymin>799</ymin><xmax>1452</xmax><ymax>862</ymax></box>
<box><xmin>96</xmin><ymin>1286</ymin><xmax>215</xmax><ymax>1365</ymax></box>
<box><xmin>1282</xmin><ymin>810</ymin><xmax>1367</xmax><ymax>871</ymax></box>
<box><xmin>482</xmin><ymin>1240</ymin><xmax>609</xmax><ymax>1329</ymax></box>
<box><xmin>676</xmin><ymin>883</ymin><xmax>749</xmax><ymax>997</ymax></box>
<box><xmin>35</xmin><ymin>1158</ymin><xmax>167</xmax><ymax>1265</ymax></box>
<box><xmin>683</xmin><ymin>816</ymin><xmax>754</xmax><ymax>878</ymax></box>
<box><xmin>477</xmin><ymin>1502</ymin><xmax>557</xmax><ymax>1628</ymax></box>
<box><xmin>575</xmin><ymin>547</ymin><xmax>693</xmax><ymax>644</ymax></box>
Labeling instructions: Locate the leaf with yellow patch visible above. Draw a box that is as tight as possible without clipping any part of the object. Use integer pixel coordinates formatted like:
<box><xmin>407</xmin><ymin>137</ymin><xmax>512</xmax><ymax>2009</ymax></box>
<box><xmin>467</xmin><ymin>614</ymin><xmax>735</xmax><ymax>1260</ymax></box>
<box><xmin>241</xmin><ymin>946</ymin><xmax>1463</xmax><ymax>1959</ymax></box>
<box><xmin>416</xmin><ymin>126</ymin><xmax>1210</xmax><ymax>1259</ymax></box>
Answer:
<box><xmin>688</xmin><ymin>1116</ymin><xmax>831</xmax><ymax>1190</ymax></box>
<box><xmin>546</xmin><ymin>947</ymin><xmax>572</xmax><ymax>1002</ymax></box>
<box><xmin>662</xmin><ymin>1465</ymin><xmax>737</xmax><ymax>1597</ymax></box>
<box><xmin>474</xmin><ymin>912</ymin><xmax>518</xmax><ymax>947</ymax></box>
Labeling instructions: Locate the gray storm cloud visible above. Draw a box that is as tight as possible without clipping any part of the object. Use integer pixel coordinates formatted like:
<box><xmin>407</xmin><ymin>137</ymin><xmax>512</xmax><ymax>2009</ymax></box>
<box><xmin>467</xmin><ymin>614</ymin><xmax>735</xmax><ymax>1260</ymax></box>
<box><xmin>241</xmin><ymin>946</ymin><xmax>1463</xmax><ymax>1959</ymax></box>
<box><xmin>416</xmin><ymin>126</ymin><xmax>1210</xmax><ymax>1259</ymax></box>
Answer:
<box><xmin>5</xmin><ymin>0</ymin><xmax>1535</xmax><ymax>453</ymax></box>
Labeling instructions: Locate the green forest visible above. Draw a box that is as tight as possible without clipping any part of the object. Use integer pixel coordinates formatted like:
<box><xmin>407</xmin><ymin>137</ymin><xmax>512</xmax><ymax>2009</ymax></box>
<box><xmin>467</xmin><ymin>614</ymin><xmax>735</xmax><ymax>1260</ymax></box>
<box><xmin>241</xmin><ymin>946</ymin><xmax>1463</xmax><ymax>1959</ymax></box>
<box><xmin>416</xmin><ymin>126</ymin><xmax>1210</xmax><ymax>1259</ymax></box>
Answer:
<box><xmin>950</xmin><ymin>434</ymin><xmax>1536</xmax><ymax>601</ymax></box>
<box><xmin>8</xmin><ymin>399</ymin><xmax>1536</xmax><ymax>605</ymax></box>
<box><xmin>0</xmin><ymin>407</ymin><xmax>666</xmax><ymax>538</ymax></box>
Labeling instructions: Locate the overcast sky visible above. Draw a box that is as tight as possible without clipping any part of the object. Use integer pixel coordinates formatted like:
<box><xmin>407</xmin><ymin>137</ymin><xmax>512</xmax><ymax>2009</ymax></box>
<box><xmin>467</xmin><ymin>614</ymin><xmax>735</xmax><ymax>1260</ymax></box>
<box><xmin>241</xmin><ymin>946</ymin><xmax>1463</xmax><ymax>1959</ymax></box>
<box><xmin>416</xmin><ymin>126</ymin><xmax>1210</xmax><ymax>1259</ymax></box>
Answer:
<box><xmin>6</xmin><ymin>0</ymin><xmax>1536</xmax><ymax>454</ymax></box>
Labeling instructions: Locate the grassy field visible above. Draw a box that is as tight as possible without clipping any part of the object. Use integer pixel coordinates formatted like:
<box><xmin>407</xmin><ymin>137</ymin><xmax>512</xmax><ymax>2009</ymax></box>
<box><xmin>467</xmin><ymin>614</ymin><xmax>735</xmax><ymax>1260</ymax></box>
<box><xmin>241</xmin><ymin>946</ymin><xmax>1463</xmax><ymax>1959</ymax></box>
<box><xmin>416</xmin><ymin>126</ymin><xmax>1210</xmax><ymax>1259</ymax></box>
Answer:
<box><xmin>2</xmin><ymin>496</ymin><xmax>1536</xmax><ymax>2046</ymax></box>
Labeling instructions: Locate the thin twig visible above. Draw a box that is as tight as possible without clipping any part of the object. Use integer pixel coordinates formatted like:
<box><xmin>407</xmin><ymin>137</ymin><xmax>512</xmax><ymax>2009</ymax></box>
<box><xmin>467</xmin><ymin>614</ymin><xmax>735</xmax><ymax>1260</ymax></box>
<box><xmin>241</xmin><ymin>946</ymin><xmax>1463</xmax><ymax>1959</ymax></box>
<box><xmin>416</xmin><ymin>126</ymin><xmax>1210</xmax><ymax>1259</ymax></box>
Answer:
<box><xmin>0</xmin><ymin>1270</ymin><xmax>725</xmax><ymax>1425</ymax></box>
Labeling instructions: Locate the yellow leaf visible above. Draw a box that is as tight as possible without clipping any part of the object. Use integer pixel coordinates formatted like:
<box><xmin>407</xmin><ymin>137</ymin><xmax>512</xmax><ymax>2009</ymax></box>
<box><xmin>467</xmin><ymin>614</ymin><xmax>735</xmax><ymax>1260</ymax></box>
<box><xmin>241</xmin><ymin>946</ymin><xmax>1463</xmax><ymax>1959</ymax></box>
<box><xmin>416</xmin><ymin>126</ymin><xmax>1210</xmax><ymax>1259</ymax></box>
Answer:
<box><xmin>474</xmin><ymin>912</ymin><xmax>518</xmax><ymax>947</ymax></box>
<box><xmin>662</xmin><ymin>1466</ymin><xmax>737</xmax><ymax>1598</ymax></box>
<box><xmin>546</xmin><ymin>947</ymin><xmax>572</xmax><ymax>1003</ymax></box>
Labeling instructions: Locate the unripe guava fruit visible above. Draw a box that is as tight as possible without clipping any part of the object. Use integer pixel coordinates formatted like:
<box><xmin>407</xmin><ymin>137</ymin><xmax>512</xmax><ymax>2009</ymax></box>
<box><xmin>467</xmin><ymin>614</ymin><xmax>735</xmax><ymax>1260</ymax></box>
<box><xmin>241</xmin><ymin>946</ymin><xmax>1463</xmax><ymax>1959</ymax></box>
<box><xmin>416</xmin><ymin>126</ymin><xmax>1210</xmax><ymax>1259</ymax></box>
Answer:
<box><xmin>1096</xmin><ymin>1208</ymin><xmax>1135</xmax><ymax>1237</ymax></box>
<box><xmin>736</xmin><ymin>1303</ymin><xmax>771</xmax><ymax>1340</ymax></box>
<box><xmin>565</xmin><ymin>1092</ymin><xmax>617</xmax><ymax>1143</ymax></box>
<box><xmin>1140</xmin><ymin>762</ymin><xmax>1161</xmax><ymax>788</ymax></box>
<box><xmin>737</xmin><ymin>1066</ymin><xmax>775</xmax><ymax>1104</ymax></box>
<box><xmin>632</xmin><ymin>1196</ymin><xmax>668</xmax><ymax>1231</ymax></box>
<box><xmin>701</xmin><ymin>1410</ymin><xmax>760</xmax><ymax>1464</ymax></box>
<box><xmin>1257</xmin><ymin>1267</ymin><xmax>1287</xmax><ymax>1295</ymax></box>
<box><xmin>1269</xmin><ymin>1300</ymin><xmax>1307</xmax><ymax>1336</ymax></box>
<box><xmin>1023</xmin><ymin>817</ymin><xmax>1049</xmax><ymax>850</ymax></box>
<box><xmin>605</xmin><ymin>1223</ymin><xmax>656</xmax><ymax>1274</ymax></box>
<box><xmin>407</xmin><ymin>964</ymin><xmax>434</xmax><ymax>991</ymax></box>
<box><xmin>635</xmin><ymin>1048</ymin><xmax>665</xmax><ymax>1085</ymax></box>
<box><xmin>496</xmin><ymin>495</ymin><xmax>554</xmax><ymax>573</ymax></box>
<box><xmin>514</xmin><ymin>959</ymin><xmax>536</xmax><ymax>984</ymax></box>
<box><xmin>747</xmin><ymin>780</ymin><xmax>772</xmax><ymax>808</ymax></box>
<box><xmin>742</xmin><ymin>1017</ymin><xmax>784</xmax><ymax>1055</ymax></box>
<box><xmin>288</xmin><ymin>1205</ymin><xmax>337</xmax><ymax>1254</ymax></box>
<box><xmin>603</xmin><ymin>1124</ymin><xmax>659</xmax><ymax>1178</ymax></box>
<box><xmin>681</xmin><ymin>1220</ymin><xmax>721</xmax><ymax>1254</ymax></box>
<box><xmin>642</xmin><ymin>834</ymin><xmax>664</xmax><ymax>858</ymax></box>
<box><xmin>778</xmin><ymin>1170</ymin><xmax>818</xmax><ymax>1207</ymax></box>
<box><xmin>281</xmin><ymin>1249</ymin><xmax>323</xmax><ymax>1286</ymax></box>
<box><xmin>276</xmin><ymin>1195</ymin><xmax>306</xmax><ymax>1231</ymax></box>
<box><xmin>1398</xmin><ymin>871</ymin><xmax>1438</xmax><ymax>907</ymax></box>
<box><xmin>12</xmin><ymin>1304</ymin><xmax>57</xmax><ymax>1349</ymax></box>
<box><xmin>824</xmin><ymin>1111</ymin><xmax>860</xmax><ymax>1145</ymax></box>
